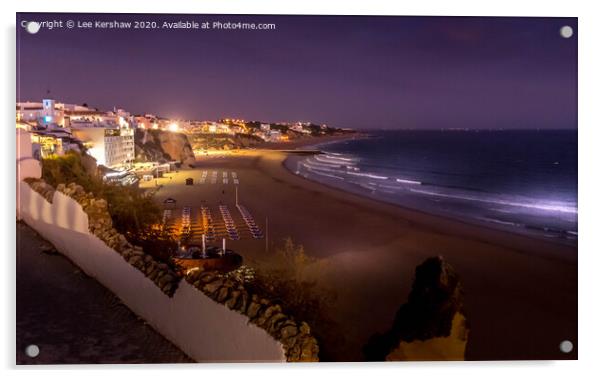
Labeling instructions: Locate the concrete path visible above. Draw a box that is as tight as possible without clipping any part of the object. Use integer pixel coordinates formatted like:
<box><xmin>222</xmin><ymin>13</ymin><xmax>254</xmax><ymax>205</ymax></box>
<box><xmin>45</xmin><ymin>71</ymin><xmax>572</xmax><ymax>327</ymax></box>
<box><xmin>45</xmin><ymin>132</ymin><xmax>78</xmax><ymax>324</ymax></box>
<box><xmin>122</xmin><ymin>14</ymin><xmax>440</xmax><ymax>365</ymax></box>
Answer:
<box><xmin>16</xmin><ymin>222</ymin><xmax>192</xmax><ymax>365</ymax></box>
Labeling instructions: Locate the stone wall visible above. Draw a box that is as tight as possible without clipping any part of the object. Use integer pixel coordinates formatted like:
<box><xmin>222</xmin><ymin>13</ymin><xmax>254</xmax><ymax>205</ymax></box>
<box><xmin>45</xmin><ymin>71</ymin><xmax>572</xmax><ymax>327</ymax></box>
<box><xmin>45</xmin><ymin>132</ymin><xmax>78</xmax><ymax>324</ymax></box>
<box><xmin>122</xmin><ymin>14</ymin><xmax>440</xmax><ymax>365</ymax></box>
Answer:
<box><xmin>24</xmin><ymin>178</ymin><xmax>55</xmax><ymax>203</ymax></box>
<box><xmin>185</xmin><ymin>269</ymin><xmax>319</xmax><ymax>362</ymax></box>
<box><xmin>54</xmin><ymin>181</ymin><xmax>180</xmax><ymax>296</ymax></box>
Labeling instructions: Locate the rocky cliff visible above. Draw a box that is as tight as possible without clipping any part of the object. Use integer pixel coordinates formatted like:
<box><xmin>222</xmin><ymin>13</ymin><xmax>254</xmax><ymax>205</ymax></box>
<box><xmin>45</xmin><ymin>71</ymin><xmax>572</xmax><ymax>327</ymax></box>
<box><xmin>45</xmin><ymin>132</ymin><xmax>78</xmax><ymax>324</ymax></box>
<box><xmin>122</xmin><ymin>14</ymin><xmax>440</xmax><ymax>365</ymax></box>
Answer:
<box><xmin>187</xmin><ymin>133</ymin><xmax>264</xmax><ymax>151</ymax></box>
<box><xmin>363</xmin><ymin>256</ymin><xmax>469</xmax><ymax>361</ymax></box>
<box><xmin>135</xmin><ymin>129</ymin><xmax>196</xmax><ymax>166</ymax></box>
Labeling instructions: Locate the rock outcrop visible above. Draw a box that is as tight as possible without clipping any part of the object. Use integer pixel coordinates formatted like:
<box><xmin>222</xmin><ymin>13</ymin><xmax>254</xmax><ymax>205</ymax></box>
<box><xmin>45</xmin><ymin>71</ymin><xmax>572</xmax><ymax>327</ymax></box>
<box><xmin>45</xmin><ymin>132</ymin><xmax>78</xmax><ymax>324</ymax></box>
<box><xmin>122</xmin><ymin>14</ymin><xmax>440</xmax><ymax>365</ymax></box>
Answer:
<box><xmin>187</xmin><ymin>133</ymin><xmax>263</xmax><ymax>151</ymax></box>
<box><xmin>363</xmin><ymin>256</ymin><xmax>469</xmax><ymax>361</ymax></box>
<box><xmin>135</xmin><ymin>129</ymin><xmax>195</xmax><ymax>166</ymax></box>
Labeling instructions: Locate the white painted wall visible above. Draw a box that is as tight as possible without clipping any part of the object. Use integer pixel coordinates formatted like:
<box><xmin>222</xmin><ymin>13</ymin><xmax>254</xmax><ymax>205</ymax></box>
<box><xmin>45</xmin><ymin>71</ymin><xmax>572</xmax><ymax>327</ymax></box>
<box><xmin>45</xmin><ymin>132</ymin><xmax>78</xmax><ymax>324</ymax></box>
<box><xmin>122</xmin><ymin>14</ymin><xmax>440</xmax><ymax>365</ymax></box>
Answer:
<box><xmin>17</xmin><ymin>181</ymin><xmax>286</xmax><ymax>362</ymax></box>
<box><xmin>16</xmin><ymin>128</ymin><xmax>42</xmax><ymax>220</ymax></box>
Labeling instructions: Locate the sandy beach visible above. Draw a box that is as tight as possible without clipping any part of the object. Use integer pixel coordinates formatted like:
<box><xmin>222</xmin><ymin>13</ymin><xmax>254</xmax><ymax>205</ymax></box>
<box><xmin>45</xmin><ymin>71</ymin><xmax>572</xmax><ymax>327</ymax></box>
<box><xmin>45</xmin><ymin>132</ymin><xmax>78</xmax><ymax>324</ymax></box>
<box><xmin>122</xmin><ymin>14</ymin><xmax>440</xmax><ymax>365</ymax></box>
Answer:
<box><xmin>141</xmin><ymin>147</ymin><xmax>577</xmax><ymax>361</ymax></box>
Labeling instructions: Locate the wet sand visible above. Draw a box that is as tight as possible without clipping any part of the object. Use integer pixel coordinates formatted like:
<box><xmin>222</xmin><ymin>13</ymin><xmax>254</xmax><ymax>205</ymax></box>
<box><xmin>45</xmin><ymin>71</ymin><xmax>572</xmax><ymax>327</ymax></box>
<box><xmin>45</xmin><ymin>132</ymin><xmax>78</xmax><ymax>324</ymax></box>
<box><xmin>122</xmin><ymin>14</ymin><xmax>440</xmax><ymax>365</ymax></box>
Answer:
<box><xmin>144</xmin><ymin>149</ymin><xmax>577</xmax><ymax>361</ymax></box>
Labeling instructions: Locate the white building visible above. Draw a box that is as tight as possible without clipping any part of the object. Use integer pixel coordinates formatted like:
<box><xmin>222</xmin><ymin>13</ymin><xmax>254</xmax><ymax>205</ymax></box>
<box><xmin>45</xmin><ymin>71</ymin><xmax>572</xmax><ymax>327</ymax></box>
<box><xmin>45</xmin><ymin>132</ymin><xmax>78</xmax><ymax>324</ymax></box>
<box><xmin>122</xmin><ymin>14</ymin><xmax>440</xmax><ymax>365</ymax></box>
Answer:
<box><xmin>30</xmin><ymin>129</ymin><xmax>81</xmax><ymax>159</ymax></box>
<box><xmin>17</xmin><ymin>99</ymin><xmax>65</xmax><ymax>127</ymax></box>
<box><xmin>71</xmin><ymin>124</ymin><xmax>134</xmax><ymax>167</ymax></box>
<box><xmin>133</xmin><ymin>115</ymin><xmax>157</xmax><ymax>130</ymax></box>
<box><xmin>268</xmin><ymin>130</ymin><xmax>282</xmax><ymax>142</ymax></box>
<box><xmin>17</xmin><ymin>98</ymin><xmax>135</xmax><ymax>167</ymax></box>
<box><xmin>204</xmin><ymin>122</ymin><xmax>232</xmax><ymax>134</ymax></box>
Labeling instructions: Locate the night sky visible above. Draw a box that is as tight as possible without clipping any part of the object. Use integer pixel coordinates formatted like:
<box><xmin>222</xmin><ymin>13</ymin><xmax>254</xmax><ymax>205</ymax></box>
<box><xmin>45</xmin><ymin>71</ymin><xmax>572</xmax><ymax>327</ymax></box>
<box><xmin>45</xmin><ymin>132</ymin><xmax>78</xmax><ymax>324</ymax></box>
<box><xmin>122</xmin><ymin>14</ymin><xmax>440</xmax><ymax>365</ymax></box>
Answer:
<box><xmin>16</xmin><ymin>13</ymin><xmax>577</xmax><ymax>130</ymax></box>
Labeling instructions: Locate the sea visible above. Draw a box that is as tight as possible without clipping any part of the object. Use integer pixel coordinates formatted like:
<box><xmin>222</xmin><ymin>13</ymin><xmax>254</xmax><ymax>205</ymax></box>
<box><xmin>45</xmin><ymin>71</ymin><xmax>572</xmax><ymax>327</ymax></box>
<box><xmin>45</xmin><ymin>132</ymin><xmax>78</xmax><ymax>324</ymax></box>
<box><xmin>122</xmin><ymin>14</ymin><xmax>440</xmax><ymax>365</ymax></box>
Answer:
<box><xmin>288</xmin><ymin>130</ymin><xmax>578</xmax><ymax>244</ymax></box>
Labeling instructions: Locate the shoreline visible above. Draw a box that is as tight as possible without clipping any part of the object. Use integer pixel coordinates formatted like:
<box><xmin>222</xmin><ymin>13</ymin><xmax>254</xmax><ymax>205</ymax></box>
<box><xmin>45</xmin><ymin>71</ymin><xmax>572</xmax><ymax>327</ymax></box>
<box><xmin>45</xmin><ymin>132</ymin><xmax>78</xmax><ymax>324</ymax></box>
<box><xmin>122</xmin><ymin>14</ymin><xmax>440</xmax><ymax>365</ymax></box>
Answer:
<box><xmin>273</xmin><ymin>150</ymin><xmax>576</xmax><ymax>263</ymax></box>
<box><xmin>189</xmin><ymin>147</ymin><xmax>576</xmax><ymax>259</ymax></box>
<box><xmin>282</xmin><ymin>153</ymin><xmax>577</xmax><ymax>251</ymax></box>
<box><xmin>279</xmin><ymin>136</ymin><xmax>577</xmax><ymax>249</ymax></box>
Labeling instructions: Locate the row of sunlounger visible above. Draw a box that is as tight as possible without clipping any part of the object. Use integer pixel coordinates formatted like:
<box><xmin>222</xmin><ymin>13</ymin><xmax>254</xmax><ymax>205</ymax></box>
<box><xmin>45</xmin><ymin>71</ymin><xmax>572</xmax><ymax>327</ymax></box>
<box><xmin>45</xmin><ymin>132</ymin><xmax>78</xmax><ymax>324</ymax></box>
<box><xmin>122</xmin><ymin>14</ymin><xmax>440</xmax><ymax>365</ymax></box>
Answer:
<box><xmin>219</xmin><ymin>205</ymin><xmax>240</xmax><ymax>240</ymax></box>
<box><xmin>236</xmin><ymin>204</ymin><xmax>263</xmax><ymax>239</ymax></box>
<box><xmin>164</xmin><ymin>204</ymin><xmax>261</xmax><ymax>241</ymax></box>
<box><xmin>197</xmin><ymin>171</ymin><xmax>239</xmax><ymax>185</ymax></box>
<box><xmin>199</xmin><ymin>205</ymin><xmax>217</xmax><ymax>241</ymax></box>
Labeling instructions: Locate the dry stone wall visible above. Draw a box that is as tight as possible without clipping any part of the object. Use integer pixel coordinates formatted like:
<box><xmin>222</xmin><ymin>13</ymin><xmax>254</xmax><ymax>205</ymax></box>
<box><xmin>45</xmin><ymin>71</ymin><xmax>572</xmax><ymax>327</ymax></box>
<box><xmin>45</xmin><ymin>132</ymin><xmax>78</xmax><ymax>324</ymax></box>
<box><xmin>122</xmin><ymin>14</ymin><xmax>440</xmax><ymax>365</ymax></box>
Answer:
<box><xmin>185</xmin><ymin>269</ymin><xmax>319</xmax><ymax>362</ymax></box>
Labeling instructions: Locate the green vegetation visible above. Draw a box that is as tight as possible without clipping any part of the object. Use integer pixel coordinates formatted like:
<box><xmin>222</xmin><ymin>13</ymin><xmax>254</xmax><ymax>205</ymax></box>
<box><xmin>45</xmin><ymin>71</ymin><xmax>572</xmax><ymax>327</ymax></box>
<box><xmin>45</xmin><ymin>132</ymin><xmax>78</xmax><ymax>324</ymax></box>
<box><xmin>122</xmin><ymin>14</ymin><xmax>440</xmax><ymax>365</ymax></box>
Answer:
<box><xmin>41</xmin><ymin>151</ymin><xmax>177</xmax><ymax>263</ymax></box>
<box><xmin>41</xmin><ymin>151</ymin><xmax>103</xmax><ymax>194</ymax></box>
<box><xmin>244</xmin><ymin>121</ymin><xmax>261</xmax><ymax>130</ymax></box>
<box><xmin>249</xmin><ymin>238</ymin><xmax>337</xmax><ymax>359</ymax></box>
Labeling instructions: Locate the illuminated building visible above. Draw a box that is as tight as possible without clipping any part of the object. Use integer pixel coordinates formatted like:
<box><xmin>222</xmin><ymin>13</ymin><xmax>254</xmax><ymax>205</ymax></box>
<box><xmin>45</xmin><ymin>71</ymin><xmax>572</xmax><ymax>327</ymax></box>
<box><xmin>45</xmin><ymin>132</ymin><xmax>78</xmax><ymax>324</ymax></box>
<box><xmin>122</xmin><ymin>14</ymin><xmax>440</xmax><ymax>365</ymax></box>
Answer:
<box><xmin>28</xmin><ymin>129</ymin><xmax>81</xmax><ymax>159</ymax></box>
<box><xmin>16</xmin><ymin>99</ymin><xmax>65</xmax><ymax>127</ymax></box>
<box><xmin>268</xmin><ymin>130</ymin><xmax>283</xmax><ymax>142</ymax></box>
<box><xmin>72</xmin><ymin>124</ymin><xmax>134</xmax><ymax>167</ymax></box>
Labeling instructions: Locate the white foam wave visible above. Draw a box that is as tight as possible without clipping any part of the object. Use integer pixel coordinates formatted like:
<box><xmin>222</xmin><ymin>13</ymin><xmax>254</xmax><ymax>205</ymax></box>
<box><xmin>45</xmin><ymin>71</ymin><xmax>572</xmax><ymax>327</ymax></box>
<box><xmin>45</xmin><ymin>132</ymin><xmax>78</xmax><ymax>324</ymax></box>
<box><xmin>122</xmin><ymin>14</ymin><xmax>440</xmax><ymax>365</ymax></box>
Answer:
<box><xmin>396</xmin><ymin>178</ymin><xmax>422</xmax><ymax>185</ymax></box>
<box><xmin>346</xmin><ymin>171</ymin><xmax>388</xmax><ymax>180</ymax></box>
<box><xmin>315</xmin><ymin>154</ymin><xmax>356</xmax><ymax>163</ymax></box>
<box><xmin>409</xmin><ymin>188</ymin><xmax>577</xmax><ymax>214</ymax></box>
<box><xmin>475</xmin><ymin>216</ymin><xmax>524</xmax><ymax>227</ymax></box>
<box><xmin>301</xmin><ymin>163</ymin><xmax>345</xmax><ymax>180</ymax></box>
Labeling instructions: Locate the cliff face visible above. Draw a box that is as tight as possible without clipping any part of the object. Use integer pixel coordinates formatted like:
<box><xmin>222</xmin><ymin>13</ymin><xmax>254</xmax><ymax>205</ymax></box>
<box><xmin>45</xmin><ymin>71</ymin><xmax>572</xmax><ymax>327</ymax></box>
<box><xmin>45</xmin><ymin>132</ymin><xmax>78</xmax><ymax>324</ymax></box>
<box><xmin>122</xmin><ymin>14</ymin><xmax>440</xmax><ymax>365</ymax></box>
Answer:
<box><xmin>363</xmin><ymin>256</ymin><xmax>469</xmax><ymax>361</ymax></box>
<box><xmin>187</xmin><ymin>133</ymin><xmax>264</xmax><ymax>151</ymax></box>
<box><xmin>135</xmin><ymin>129</ymin><xmax>196</xmax><ymax>166</ymax></box>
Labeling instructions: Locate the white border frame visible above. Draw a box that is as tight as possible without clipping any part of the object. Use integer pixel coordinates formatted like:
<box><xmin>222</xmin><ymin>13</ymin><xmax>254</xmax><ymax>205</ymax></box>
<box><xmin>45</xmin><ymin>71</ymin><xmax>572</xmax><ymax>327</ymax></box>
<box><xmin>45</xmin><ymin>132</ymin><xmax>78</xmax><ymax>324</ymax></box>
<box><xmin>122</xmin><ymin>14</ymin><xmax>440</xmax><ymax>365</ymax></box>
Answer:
<box><xmin>3</xmin><ymin>1</ymin><xmax>601</xmax><ymax>377</ymax></box>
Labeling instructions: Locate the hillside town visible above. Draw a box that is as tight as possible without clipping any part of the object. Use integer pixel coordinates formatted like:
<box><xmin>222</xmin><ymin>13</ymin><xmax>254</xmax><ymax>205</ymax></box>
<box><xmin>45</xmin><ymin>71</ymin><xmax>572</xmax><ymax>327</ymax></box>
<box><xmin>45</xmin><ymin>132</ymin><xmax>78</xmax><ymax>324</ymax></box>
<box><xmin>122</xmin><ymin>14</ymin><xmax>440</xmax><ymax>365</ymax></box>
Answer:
<box><xmin>16</xmin><ymin>98</ymin><xmax>352</xmax><ymax>186</ymax></box>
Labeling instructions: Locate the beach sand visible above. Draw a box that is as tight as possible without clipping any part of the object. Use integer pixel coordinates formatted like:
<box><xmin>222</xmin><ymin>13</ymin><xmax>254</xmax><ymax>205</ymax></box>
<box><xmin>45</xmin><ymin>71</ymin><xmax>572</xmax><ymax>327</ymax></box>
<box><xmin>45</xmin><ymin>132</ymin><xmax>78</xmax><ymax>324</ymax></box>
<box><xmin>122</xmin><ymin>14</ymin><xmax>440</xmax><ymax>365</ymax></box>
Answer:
<box><xmin>142</xmin><ymin>147</ymin><xmax>577</xmax><ymax>361</ymax></box>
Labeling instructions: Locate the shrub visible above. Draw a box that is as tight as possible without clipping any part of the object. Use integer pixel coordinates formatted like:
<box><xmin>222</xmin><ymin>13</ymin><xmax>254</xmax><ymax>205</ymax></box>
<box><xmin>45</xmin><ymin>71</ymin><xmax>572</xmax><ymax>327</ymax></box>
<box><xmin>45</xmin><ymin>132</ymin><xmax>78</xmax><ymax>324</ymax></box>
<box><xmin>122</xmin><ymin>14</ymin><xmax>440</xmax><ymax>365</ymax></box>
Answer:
<box><xmin>248</xmin><ymin>238</ymin><xmax>337</xmax><ymax>359</ymax></box>
<box><xmin>40</xmin><ymin>151</ymin><xmax>175</xmax><ymax>263</ymax></box>
<box><xmin>41</xmin><ymin>151</ymin><xmax>103</xmax><ymax>194</ymax></box>
<box><xmin>129</xmin><ymin>227</ymin><xmax>178</xmax><ymax>267</ymax></box>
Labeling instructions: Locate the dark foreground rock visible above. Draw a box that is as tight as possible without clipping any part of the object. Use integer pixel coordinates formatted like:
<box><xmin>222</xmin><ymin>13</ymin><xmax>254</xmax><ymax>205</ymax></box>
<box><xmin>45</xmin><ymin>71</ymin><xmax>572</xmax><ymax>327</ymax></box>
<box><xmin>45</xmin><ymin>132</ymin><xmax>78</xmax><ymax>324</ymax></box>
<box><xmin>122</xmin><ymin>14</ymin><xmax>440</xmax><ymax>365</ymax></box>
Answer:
<box><xmin>363</xmin><ymin>256</ymin><xmax>469</xmax><ymax>361</ymax></box>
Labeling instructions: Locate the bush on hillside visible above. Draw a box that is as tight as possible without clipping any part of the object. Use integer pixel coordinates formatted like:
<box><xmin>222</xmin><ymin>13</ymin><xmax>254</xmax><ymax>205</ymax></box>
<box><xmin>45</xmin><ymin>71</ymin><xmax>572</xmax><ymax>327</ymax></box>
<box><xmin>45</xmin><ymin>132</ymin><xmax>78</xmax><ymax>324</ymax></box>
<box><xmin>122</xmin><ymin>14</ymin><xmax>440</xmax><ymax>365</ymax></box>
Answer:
<box><xmin>248</xmin><ymin>238</ymin><xmax>338</xmax><ymax>359</ymax></box>
<box><xmin>40</xmin><ymin>151</ymin><xmax>176</xmax><ymax>263</ymax></box>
